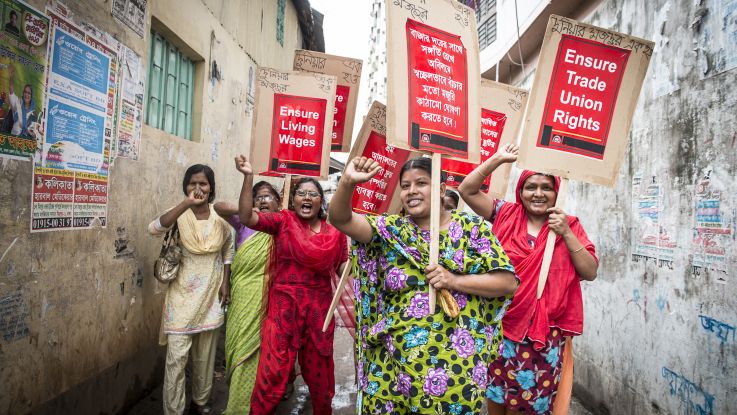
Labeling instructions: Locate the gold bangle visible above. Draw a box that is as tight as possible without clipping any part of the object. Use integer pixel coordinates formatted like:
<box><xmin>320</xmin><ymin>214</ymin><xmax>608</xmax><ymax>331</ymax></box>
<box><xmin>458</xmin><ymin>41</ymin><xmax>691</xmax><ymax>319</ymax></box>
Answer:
<box><xmin>478</xmin><ymin>169</ymin><xmax>490</xmax><ymax>178</ymax></box>
<box><xmin>569</xmin><ymin>246</ymin><xmax>585</xmax><ymax>254</ymax></box>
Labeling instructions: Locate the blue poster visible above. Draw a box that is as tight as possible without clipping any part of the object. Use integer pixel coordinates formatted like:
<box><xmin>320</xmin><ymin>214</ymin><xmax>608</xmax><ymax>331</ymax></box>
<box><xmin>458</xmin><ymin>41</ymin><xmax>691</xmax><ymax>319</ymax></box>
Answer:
<box><xmin>48</xmin><ymin>27</ymin><xmax>110</xmax><ymax>113</ymax></box>
<box><xmin>44</xmin><ymin>99</ymin><xmax>105</xmax><ymax>173</ymax></box>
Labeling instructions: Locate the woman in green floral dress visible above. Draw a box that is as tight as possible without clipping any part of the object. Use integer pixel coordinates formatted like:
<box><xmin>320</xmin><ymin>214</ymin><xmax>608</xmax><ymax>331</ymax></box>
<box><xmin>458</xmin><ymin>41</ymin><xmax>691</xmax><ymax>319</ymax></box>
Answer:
<box><xmin>329</xmin><ymin>156</ymin><xmax>519</xmax><ymax>414</ymax></box>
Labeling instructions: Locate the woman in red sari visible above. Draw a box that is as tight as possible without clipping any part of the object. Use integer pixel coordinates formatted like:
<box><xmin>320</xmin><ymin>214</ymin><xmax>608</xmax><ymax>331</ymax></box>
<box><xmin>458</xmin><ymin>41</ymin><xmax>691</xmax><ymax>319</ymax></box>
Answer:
<box><xmin>233</xmin><ymin>155</ymin><xmax>348</xmax><ymax>414</ymax></box>
<box><xmin>459</xmin><ymin>144</ymin><xmax>598</xmax><ymax>415</ymax></box>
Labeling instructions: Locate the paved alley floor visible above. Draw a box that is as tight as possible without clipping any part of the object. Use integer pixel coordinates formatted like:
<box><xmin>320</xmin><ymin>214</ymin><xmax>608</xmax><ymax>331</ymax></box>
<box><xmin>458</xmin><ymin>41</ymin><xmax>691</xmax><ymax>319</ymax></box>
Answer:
<box><xmin>127</xmin><ymin>326</ymin><xmax>592</xmax><ymax>414</ymax></box>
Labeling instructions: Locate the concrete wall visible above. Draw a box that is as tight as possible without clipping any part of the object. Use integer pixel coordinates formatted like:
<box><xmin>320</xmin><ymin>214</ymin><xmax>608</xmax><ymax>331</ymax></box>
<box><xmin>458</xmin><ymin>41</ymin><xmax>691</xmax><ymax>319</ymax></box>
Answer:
<box><xmin>0</xmin><ymin>1</ymin><xmax>305</xmax><ymax>413</ymax></box>
<box><xmin>488</xmin><ymin>0</ymin><xmax>735</xmax><ymax>413</ymax></box>
<box><xmin>563</xmin><ymin>1</ymin><xmax>736</xmax><ymax>414</ymax></box>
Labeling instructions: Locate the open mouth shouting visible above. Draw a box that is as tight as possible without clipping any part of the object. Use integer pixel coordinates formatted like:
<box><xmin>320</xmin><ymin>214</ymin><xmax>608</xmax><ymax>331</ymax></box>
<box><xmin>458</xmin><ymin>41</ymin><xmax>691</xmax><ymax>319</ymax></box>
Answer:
<box><xmin>299</xmin><ymin>200</ymin><xmax>314</xmax><ymax>216</ymax></box>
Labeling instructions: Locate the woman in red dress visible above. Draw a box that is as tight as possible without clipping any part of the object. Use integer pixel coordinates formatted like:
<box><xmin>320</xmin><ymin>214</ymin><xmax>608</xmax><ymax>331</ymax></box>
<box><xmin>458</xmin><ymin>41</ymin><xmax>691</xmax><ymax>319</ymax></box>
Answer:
<box><xmin>459</xmin><ymin>144</ymin><xmax>599</xmax><ymax>415</ymax></box>
<box><xmin>233</xmin><ymin>155</ymin><xmax>348</xmax><ymax>415</ymax></box>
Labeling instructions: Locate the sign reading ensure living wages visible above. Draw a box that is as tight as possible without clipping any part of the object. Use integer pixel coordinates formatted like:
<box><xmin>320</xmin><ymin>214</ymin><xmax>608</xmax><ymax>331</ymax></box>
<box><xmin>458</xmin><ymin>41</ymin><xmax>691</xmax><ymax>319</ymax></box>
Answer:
<box><xmin>249</xmin><ymin>67</ymin><xmax>336</xmax><ymax>179</ymax></box>
<box><xmin>269</xmin><ymin>94</ymin><xmax>327</xmax><ymax>176</ymax></box>
<box><xmin>518</xmin><ymin>15</ymin><xmax>654</xmax><ymax>187</ymax></box>
<box><xmin>538</xmin><ymin>35</ymin><xmax>630</xmax><ymax>159</ymax></box>
<box><xmin>386</xmin><ymin>0</ymin><xmax>480</xmax><ymax>164</ymax></box>
<box><xmin>293</xmin><ymin>50</ymin><xmax>362</xmax><ymax>153</ymax></box>
<box><xmin>348</xmin><ymin>101</ymin><xmax>413</xmax><ymax>215</ymax></box>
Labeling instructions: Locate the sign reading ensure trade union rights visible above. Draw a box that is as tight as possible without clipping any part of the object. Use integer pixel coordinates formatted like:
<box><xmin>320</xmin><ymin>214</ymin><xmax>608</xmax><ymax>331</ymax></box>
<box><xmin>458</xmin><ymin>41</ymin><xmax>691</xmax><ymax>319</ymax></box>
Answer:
<box><xmin>538</xmin><ymin>35</ymin><xmax>630</xmax><ymax>159</ymax></box>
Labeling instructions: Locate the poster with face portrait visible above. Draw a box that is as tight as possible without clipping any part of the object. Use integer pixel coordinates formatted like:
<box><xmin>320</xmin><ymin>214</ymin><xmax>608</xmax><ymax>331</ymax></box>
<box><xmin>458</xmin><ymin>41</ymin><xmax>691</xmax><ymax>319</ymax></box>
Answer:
<box><xmin>441</xmin><ymin>80</ymin><xmax>528</xmax><ymax>199</ymax></box>
<box><xmin>293</xmin><ymin>50</ymin><xmax>362</xmax><ymax>153</ymax></box>
<box><xmin>386</xmin><ymin>0</ymin><xmax>481</xmax><ymax>164</ymax></box>
<box><xmin>249</xmin><ymin>67</ymin><xmax>336</xmax><ymax>179</ymax></box>
<box><xmin>518</xmin><ymin>15</ymin><xmax>654</xmax><ymax>187</ymax></box>
<box><xmin>0</xmin><ymin>0</ymin><xmax>49</xmax><ymax>159</ymax></box>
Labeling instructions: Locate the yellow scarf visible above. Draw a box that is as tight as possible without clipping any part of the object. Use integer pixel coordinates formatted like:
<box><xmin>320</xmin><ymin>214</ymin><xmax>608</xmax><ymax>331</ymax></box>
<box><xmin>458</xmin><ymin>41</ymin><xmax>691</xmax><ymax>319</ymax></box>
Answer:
<box><xmin>177</xmin><ymin>204</ymin><xmax>228</xmax><ymax>254</ymax></box>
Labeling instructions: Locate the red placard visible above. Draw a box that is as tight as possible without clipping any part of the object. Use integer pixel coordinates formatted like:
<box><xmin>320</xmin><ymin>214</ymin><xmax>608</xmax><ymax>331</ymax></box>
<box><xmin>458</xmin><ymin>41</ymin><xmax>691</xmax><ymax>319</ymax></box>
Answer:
<box><xmin>331</xmin><ymin>84</ymin><xmax>350</xmax><ymax>151</ymax></box>
<box><xmin>442</xmin><ymin>109</ymin><xmax>507</xmax><ymax>190</ymax></box>
<box><xmin>268</xmin><ymin>94</ymin><xmax>328</xmax><ymax>176</ymax></box>
<box><xmin>352</xmin><ymin>131</ymin><xmax>412</xmax><ymax>214</ymax></box>
<box><xmin>406</xmin><ymin>19</ymin><xmax>468</xmax><ymax>158</ymax></box>
<box><xmin>537</xmin><ymin>35</ymin><xmax>630</xmax><ymax>159</ymax></box>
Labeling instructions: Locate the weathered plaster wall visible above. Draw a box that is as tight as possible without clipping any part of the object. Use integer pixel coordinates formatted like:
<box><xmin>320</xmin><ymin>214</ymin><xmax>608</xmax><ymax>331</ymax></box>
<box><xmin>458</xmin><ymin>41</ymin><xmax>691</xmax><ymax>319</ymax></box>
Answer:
<box><xmin>0</xmin><ymin>0</ymin><xmax>304</xmax><ymax>413</ymax></box>
<box><xmin>565</xmin><ymin>1</ymin><xmax>737</xmax><ymax>414</ymax></box>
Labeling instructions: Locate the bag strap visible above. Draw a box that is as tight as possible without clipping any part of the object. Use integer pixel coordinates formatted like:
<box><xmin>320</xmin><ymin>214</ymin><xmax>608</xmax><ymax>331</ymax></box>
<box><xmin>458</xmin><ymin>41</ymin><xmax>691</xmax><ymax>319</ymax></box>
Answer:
<box><xmin>159</xmin><ymin>222</ymin><xmax>180</xmax><ymax>255</ymax></box>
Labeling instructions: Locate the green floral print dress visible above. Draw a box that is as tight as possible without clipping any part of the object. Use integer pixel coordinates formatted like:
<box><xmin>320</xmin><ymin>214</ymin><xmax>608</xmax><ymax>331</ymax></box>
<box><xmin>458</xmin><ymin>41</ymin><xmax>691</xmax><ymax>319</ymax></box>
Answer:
<box><xmin>352</xmin><ymin>210</ymin><xmax>516</xmax><ymax>414</ymax></box>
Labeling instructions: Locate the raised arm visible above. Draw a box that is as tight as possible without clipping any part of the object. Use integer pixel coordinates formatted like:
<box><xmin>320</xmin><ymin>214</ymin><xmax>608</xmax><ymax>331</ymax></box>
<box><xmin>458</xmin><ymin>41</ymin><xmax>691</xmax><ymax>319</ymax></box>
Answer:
<box><xmin>458</xmin><ymin>143</ymin><xmax>518</xmax><ymax>220</ymax></box>
<box><xmin>234</xmin><ymin>155</ymin><xmax>258</xmax><ymax>227</ymax></box>
<box><xmin>156</xmin><ymin>188</ymin><xmax>207</xmax><ymax>229</ymax></box>
<box><xmin>328</xmin><ymin>157</ymin><xmax>381</xmax><ymax>244</ymax></box>
<box><xmin>214</xmin><ymin>201</ymin><xmax>239</xmax><ymax>217</ymax></box>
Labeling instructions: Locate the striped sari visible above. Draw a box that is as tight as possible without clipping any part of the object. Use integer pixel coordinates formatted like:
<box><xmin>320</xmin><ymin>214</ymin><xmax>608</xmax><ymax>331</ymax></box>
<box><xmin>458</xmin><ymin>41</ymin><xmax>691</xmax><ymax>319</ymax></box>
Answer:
<box><xmin>224</xmin><ymin>231</ymin><xmax>271</xmax><ymax>414</ymax></box>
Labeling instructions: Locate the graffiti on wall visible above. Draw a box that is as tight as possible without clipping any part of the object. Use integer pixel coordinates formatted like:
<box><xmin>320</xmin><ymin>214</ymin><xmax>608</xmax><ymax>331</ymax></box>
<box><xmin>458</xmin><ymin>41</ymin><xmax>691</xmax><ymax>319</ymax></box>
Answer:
<box><xmin>0</xmin><ymin>289</ymin><xmax>30</xmax><ymax>342</ymax></box>
<box><xmin>661</xmin><ymin>367</ymin><xmax>714</xmax><ymax>415</ymax></box>
<box><xmin>699</xmin><ymin>314</ymin><xmax>736</xmax><ymax>344</ymax></box>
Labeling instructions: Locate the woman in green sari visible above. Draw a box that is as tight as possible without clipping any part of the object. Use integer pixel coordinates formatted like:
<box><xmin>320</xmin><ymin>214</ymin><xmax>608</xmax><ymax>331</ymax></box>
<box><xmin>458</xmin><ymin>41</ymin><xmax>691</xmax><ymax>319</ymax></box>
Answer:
<box><xmin>215</xmin><ymin>181</ymin><xmax>281</xmax><ymax>414</ymax></box>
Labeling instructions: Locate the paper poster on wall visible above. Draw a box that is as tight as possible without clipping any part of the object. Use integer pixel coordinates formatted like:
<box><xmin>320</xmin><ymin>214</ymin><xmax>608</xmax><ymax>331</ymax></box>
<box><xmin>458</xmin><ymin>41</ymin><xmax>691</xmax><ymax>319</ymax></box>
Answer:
<box><xmin>111</xmin><ymin>0</ymin><xmax>146</xmax><ymax>38</ymax></box>
<box><xmin>386</xmin><ymin>0</ymin><xmax>480</xmax><ymax>163</ymax></box>
<box><xmin>31</xmin><ymin>10</ymin><xmax>115</xmax><ymax>232</ymax></box>
<box><xmin>42</xmin><ymin>12</ymin><xmax>117</xmax><ymax>176</ymax></box>
<box><xmin>293</xmin><ymin>50</ymin><xmax>362</xmax><ymax>153</ymax></box>
<box><xmin>0</xmin><ymin>0</ymin><xmax>49</xmax><ymax>159</ymax></box>
<box><xmin>518</xmin><ymin>15</ymin><xmax>654</xmax><ymax>187</ymax></box>
<box><xmin>249</xmin><ymin>67</ymin><xmax>336</xmax><ymax>179</ymax></box>
<box><xmin>114</xmin><ymin>44</ymin><xmax>144</xmax><ymax>160</ymax></box>
<box><xmin>348</xmin><ymin>102</ymin><xmax>415</xmax><ymax>215</ymax></box>
<box><xmin>30</xmin><ymin>166</ymin><xmax>109</xmax><ymax>232</ymax></box>
<box><xmin>441</xmin><ymin>80</ymin><xmax>528</xmax><ymax>198</ymax></box>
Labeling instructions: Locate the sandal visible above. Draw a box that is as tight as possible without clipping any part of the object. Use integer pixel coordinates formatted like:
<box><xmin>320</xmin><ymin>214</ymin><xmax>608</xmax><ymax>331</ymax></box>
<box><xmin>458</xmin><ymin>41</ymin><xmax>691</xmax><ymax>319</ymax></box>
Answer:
<box><xmin>188</xmin><ymin>403</ymin><xmax>212</xmax><ymax>415</ymax></box>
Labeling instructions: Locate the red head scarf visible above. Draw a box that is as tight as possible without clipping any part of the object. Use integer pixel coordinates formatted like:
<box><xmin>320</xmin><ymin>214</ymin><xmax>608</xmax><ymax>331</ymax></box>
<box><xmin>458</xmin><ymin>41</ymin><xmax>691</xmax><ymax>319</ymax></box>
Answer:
<box><xmin>493</xmin><ymin>170</ymin><xmax>596</xmax><ymax>350</ymax></box>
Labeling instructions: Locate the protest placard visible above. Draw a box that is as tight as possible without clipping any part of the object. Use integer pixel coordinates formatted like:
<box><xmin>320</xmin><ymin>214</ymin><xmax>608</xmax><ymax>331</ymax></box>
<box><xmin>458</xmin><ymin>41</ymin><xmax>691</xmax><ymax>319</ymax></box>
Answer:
<box><xmin>442</xmin><ymin>80</ymin><xmax>528</xmax><ymax>198</ymax></box>
<box><xmin>324</xmin><ymin>101</ymin><xmax>419</xmax><ymax>331</ymax></box>
<box><xmin>348</xmin><ymin>101</ymin><xmax>417</xmax><ymax>215</ymax></box>
<box><xmin>249</xmin><ymin>67</ymin><xmax>336</xmax><ymax>180</ymax></box>
<box><xmin>384</xmin><ymin>0</ymin><xmax>481</xmax><ymax>315</ymax></box>
<box><xmin>293</xmin><ymin>50</ymin><xmax>362</xmax><ymax>153</ymax></box>
<box><xmin>0</xmin><ymin>0</ymin><xmax>49</xmax><ymax>159</ymax></box>
<box><xmin>516</xmin><ymin>16</ymin><xmax>654</xmax><ymax>355</ymax></box>
<box><xmin>386</xmin><ymin>0</ymin><xmax>480</xmax><ymax>164</ymax></box>
<box><xmin>518</xmin><ymin>15</ymin><xmax>654</xmax><ymax>187</ymax></box>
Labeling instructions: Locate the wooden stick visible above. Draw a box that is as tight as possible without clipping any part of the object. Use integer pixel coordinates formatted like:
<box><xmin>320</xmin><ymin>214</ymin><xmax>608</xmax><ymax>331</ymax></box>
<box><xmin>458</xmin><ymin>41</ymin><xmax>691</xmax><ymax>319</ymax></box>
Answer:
<box><xmin>282</xmin><ymin>174</ymin><xmax>292</xmax><ymax>210</ymax></box>
<box><xmin>323</xmin><ymin>264</ymin><xmax>351</xmax><ymax>332</ymax></box>
<box><xmin>536</xmin><ymin>178</ymin><xmax>569</xmax><ymax>299</ymax></box>
<box><xmin>428</xmin><ymin>153</ymin><xmax>441</xmax><ymax>313</ymax></box>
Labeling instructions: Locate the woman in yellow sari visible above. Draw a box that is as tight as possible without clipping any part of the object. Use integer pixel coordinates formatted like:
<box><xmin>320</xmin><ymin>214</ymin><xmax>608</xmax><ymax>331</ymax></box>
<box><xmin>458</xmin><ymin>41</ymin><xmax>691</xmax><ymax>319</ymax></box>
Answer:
<box><xmin>215</xmin><ymin>181</ymin><xmax>281</xmax><ymax>414</ymax></box>
<box><xmin>148</xmin><ymin>164</ymin><xmax>234</xmax><ymax>415</ymax></box>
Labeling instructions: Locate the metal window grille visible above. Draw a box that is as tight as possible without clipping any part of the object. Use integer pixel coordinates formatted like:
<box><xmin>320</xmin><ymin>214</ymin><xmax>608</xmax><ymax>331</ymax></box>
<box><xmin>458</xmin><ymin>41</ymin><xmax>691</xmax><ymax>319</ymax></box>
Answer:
<box><xmin>145</xmin><ymin>31</ymin><xmax>194</xmax><ymax>140</ymax></box>
<box><xmin>475</xmin><ymin>0</ymin><xmax>497</xmax><ymax>50</ymax></box>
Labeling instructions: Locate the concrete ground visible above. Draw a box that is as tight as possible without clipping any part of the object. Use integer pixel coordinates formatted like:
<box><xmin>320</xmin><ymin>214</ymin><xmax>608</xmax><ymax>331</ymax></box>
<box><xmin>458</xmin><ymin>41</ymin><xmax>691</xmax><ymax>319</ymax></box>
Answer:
<box><xmin>127</xmin><ymin>327</ymin><xmax>592</xmax><ymax>415</ymax></box>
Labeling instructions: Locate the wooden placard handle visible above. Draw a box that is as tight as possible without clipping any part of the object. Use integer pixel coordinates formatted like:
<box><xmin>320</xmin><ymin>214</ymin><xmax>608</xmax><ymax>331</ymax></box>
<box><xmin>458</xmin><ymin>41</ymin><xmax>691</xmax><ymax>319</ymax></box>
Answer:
<box><xmin>428</xmin><ymin>153</ymin><xmax>441</xmax><ymax>313</ymax></box>
<box><xmin>536</xmin><ymin>178</ymin><xmax>569</xmax><ymax>299</ymax></box>
<box><xmin>323</xmin><ymin>264</ymin><xmax>351</xmax><ymax>332</ymax></box>
<box><xmin>282</xmin><ymin>174</ymin><xmax>292</xmax><ymax>210</ymax></box>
